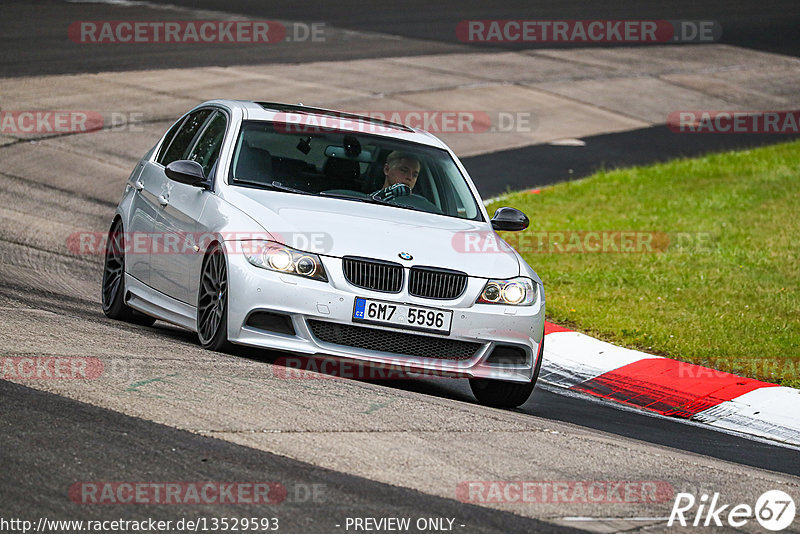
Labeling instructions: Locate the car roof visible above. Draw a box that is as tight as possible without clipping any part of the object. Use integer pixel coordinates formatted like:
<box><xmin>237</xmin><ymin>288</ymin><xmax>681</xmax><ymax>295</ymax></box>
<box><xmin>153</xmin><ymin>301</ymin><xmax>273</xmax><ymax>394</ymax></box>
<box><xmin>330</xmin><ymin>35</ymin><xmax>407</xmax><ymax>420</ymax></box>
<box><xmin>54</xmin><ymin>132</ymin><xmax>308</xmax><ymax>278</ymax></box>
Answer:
<box><xmin>202</xmin><ymin>99</ymin><xmax>450</xmax><ymax>149</ymax></box>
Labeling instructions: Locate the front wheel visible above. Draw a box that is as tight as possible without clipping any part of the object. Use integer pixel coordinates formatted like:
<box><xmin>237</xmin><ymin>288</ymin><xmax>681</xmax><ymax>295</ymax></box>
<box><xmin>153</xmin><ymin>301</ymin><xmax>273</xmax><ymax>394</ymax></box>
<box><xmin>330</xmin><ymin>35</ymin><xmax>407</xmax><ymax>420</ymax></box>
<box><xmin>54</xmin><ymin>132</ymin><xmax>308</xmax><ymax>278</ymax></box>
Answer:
<box><xmin>196</xmin><ymin>244</ymin><xmax>232</xmax><ymax>352</ymax></box>
<box><xmin>101</xmin><ymin>219</ymin><xmax>156</xmax><ymax>326</ymax></box>
<box><xmin>469</xmin><ymin>336</ymin><xmax>544</xmax><ymax>408</ymax></box>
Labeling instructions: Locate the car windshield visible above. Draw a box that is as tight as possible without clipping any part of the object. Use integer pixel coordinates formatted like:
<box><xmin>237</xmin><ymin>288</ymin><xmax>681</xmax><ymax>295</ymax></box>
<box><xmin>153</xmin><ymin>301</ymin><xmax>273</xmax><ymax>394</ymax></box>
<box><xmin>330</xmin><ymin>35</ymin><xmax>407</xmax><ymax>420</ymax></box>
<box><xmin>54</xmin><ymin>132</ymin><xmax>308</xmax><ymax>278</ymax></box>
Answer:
<box><xmin>229</xmin><ymin>120</ymin><xmax>483</xmax><ymax>221</ymax></box>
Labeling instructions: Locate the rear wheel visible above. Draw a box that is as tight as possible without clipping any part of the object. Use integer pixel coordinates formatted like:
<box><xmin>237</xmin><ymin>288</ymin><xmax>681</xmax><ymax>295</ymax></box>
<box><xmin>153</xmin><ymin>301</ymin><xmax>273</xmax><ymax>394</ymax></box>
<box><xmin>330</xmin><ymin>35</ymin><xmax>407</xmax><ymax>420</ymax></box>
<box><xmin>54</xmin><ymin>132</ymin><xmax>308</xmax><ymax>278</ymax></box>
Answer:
<box><xmin>470</xmin><ymin>336</ymin><xmax>544</xmax><ymax>408</ymax></box>
<box><xmin>101</xmin><ymin>219</ymin><xmax>156</xmax><ymax>326</ymax></box>
<box><xmin>196</xmin><ymin>244</ymin><xmax>232</xmax><ymax>352</ymax></box>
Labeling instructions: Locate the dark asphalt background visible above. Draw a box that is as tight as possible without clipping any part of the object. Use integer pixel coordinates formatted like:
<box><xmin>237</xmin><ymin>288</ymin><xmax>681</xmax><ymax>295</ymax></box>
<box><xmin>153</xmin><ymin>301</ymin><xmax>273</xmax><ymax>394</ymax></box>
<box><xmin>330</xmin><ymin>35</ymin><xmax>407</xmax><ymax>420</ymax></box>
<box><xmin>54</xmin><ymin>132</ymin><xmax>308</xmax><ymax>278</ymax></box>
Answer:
<box><xmin>2</xmin><ymin>1</ymin><xmax>798</xmax><ymax>197</ymax></box>
<box><xmin>162</xmin><ymin>0</ymin><xmax>800</xmax><ymax>57</ymax></box>
<box><xmin>464</xmin><ymin>125</ymin><xmax>800</xmax><ymax>198</ymax></box>
<box><xmin>2</xmin><ymin>368</ymin><xmax>798</xmax><ymax>528</ymax></box>
<box><xmin>0</xmin><ymin>380</ymin><xmax>575</xmax><ymax>532</ymax></box>
<box><xmin>2</xmin><ymin>0</ymin><xmax>798</xmax><ymax>79</ymax></box>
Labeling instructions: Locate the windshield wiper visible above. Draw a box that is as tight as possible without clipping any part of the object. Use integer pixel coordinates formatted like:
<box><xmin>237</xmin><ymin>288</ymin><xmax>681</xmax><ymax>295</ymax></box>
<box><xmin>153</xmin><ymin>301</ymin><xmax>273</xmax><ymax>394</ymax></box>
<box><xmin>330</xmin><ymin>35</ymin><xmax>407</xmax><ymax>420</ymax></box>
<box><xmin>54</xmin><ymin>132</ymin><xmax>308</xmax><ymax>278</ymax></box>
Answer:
<box><xmin>319</xmin><ymin>190</ymin><xmax>408</xmax><ymax>208</ymax></box>
<box><xmin>318</xmin><ymin>191</ymin><xmax>368</xmax><ymax>202</ymax></box>
<box><xmin>322</xmin><ymin>192</ymin><xmax>395</xmax><ymax>207</ymax></box>
<box><xmin>234</xmin><ymin>179</ymin><xmax>316</xmax><ymax>196</ymax></box>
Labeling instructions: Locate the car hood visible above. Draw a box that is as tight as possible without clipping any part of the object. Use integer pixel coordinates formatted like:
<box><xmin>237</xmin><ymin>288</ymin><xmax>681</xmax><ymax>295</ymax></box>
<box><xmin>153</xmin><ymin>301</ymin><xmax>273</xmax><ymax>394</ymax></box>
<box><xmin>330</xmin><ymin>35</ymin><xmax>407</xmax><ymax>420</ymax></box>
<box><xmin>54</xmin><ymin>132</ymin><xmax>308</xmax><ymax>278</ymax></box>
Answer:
<box><xmin>223</xmin><ymin>189</ymin><xmax>521</xmax><ymax>279</ymax></box>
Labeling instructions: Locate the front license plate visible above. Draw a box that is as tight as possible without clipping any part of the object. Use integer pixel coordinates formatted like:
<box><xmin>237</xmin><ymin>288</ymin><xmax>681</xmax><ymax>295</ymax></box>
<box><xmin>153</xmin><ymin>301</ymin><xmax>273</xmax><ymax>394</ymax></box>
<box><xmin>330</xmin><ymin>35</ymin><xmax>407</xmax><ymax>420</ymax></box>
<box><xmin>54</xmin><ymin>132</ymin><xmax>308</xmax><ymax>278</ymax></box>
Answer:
<box><xmin>353</xmin><ymin>297</ymin><xmax>453</xmax><ymax>335</ymax></box>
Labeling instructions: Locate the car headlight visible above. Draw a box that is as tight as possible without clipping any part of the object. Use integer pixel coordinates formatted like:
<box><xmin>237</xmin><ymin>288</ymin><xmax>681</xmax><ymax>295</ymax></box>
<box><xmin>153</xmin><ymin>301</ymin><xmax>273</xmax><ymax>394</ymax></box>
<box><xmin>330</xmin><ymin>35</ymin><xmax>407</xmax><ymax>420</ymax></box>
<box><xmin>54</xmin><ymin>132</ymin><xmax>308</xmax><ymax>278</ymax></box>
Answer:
<box><xmin>476</xmin><ymin>277</ymin><xmax>537</xmax><ymax>306</ymax></box>
<box><xmin>245</xmin><ymin>241</ymin><xmax>328</xmax><ymax>282</ymax></box>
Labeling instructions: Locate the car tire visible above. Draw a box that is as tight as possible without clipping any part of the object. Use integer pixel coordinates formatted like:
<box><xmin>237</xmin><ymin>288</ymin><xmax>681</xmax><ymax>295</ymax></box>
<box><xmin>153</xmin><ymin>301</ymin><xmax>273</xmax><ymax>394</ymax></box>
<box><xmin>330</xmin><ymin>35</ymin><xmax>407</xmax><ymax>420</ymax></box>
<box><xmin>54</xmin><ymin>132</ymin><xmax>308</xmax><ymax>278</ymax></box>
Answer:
<box><xmin>469</xmin><ymin>335</ymin><xmax>544</xmax><ymax>408</ymax></box>
<box><xmin>196</xmin><ymin>243</ymin><xmax>232</xmax><ymax>352</ymax></box>
<box><xmin>101</xmin><ymin>219</ymin><xmax>156</xmax><ymax>326</ymax></box>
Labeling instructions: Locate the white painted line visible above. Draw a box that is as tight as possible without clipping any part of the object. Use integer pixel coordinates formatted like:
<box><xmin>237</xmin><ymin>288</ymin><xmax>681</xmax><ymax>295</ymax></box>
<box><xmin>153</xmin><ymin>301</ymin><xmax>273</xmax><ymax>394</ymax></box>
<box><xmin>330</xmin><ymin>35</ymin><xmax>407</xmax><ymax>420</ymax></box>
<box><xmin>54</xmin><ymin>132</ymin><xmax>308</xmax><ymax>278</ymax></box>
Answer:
<box><xmin>548</xmin><ymin>138</ymin><xmax>587</xmax><ymax>146</ymax></box>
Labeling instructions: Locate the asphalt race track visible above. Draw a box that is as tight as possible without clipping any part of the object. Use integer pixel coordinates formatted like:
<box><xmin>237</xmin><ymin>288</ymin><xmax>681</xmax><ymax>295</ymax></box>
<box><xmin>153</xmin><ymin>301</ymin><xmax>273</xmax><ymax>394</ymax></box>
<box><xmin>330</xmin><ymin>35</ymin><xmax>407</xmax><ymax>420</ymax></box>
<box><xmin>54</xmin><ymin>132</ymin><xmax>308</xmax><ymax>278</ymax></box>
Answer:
<box><xmin>2</xmin><ymin>0</ymin><xmax>799</xmax><ymax>77</ymax></box>
<box><xmin>1</xmin><ymin>1</ymin><xmax>800</xmax><ymax>533</ymax></box>
<box><xmin>463</xmin><ymin>126</ymin><xmax>800</xmax><ymax>198</ymax></box>
<box><xmin>0</xmin><ymin>380</ymin><xmax>570</xmax><ymax>534</ymax></box>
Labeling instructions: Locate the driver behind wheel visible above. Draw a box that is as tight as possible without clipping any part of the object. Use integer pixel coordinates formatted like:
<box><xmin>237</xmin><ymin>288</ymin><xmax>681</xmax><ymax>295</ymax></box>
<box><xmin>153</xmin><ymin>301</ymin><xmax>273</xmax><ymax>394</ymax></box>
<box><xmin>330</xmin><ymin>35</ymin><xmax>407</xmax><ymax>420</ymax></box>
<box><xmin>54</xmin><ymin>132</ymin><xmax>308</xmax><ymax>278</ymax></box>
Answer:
<box><xmin>380</xmin><ymin>150</ymin><xmax>420</xmax><ymax>191</ymax></box>
<box><xmin>371</xmin><ymin>149</ymin><xmax>451</xmax><ymax>217</ymax></box>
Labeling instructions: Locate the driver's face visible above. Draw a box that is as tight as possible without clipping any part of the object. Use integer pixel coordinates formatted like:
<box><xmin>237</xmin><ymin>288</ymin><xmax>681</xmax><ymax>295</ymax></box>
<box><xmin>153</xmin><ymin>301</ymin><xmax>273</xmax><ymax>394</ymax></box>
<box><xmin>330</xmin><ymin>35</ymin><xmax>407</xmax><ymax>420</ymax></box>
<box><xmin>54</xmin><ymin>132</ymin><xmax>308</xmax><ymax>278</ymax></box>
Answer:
<box><xmin>384</xmin><ymin>158</ymin><xmax>420</xmax><ymax>189</ymax></box>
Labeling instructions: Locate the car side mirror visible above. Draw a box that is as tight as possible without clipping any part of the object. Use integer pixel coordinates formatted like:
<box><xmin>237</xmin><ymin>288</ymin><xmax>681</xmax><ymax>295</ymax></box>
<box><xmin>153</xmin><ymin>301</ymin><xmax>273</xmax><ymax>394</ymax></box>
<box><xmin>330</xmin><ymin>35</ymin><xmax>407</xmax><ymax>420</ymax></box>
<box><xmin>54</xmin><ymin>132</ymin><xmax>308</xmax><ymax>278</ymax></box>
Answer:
<box><xmin>165</xmin><ymin>160</ymin><xmax>207</xmax><ymax>188</ymax></box>
<box><xmin>491</xmin><ymin>207</ymin><xmax>529</xmax><ymax>231</ymax></box>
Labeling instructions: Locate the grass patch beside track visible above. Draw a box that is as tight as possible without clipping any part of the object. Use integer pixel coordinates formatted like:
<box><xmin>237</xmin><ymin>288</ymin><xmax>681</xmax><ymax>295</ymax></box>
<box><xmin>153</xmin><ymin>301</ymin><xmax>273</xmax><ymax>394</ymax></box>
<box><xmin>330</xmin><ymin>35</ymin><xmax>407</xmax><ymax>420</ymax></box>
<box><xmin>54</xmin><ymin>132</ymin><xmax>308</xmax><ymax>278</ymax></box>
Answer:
<box><xmin>489</xmin><ymin>140</ymin><xmax>800</xmax><ymax>387</ymax></box>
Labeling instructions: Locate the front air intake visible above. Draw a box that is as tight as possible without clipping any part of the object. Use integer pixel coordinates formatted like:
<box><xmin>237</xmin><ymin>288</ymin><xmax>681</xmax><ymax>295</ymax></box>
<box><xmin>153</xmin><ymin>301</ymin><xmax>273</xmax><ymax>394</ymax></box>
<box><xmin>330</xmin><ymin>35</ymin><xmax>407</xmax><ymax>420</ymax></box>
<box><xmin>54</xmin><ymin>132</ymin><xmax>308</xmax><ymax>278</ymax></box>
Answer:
<box><xmin>485</xmin><ymin>344</ymin><xmax>528</xmax><ymax>365</ymax></box>
<box><xmin>245</xmin><ymin>311</ymin><xmax>296</xmax><ymax>336</ymax></box>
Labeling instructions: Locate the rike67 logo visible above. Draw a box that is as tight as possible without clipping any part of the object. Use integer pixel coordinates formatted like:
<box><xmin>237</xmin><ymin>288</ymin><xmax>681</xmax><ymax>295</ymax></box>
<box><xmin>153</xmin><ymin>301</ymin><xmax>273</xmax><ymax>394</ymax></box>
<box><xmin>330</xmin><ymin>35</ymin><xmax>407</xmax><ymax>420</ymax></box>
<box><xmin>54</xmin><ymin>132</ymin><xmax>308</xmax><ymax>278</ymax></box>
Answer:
<box><xmin>669</xmin><ymin>490</ymin><xmax>796</xmax><ymax>531</ymax></box>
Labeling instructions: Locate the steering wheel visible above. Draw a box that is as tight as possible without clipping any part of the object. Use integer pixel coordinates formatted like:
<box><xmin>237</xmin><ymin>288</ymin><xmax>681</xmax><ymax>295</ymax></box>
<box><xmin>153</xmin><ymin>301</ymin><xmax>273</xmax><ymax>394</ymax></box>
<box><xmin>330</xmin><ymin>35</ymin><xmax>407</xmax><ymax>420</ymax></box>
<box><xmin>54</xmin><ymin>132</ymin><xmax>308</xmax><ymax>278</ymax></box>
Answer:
<box><xmin>371</xmin><ymin>183</ymin><xmax>411</xmax><ymax>201</ymax></box>
<box><xmin>391</xmin><ymin>193</ymin><xmax>443</xmax><ymax>214</ymax></box>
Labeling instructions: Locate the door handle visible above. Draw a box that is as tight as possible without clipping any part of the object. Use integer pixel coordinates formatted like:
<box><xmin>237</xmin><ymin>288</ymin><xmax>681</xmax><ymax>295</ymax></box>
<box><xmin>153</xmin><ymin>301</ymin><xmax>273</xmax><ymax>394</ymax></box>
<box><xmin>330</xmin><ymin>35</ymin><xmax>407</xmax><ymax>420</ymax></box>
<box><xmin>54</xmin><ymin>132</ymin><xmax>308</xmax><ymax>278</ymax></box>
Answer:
<box><xmin>134</xmin><ymin>179</ymin><xmax>145</xmax><ymax>192</ymax></box>
<box><xmin>158</xmin><ymin>195</ymin><xmax>169</xmax><ymax>207</ymax></box>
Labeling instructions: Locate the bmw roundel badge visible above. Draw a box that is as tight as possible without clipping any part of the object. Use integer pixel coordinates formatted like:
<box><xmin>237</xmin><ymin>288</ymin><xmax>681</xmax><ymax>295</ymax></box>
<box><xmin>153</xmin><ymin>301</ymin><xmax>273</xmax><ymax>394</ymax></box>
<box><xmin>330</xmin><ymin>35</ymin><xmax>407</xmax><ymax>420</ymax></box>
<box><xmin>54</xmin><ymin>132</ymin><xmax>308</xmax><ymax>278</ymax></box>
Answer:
<box><xmin>398</xmin><ymin>252</ymin><xmax>413</xmax><ymax>261</ymax></box>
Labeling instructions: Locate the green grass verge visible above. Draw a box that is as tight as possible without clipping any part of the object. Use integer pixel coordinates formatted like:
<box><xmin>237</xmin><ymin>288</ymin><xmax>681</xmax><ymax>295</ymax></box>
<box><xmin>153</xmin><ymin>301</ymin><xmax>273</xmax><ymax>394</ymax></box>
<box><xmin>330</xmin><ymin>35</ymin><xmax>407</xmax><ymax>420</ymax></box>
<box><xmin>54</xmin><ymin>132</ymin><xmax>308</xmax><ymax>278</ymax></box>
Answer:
<box><xmin>489</xmin><ymin>139</ymin><xmax>800</xmax><ymax>387</ymax></box>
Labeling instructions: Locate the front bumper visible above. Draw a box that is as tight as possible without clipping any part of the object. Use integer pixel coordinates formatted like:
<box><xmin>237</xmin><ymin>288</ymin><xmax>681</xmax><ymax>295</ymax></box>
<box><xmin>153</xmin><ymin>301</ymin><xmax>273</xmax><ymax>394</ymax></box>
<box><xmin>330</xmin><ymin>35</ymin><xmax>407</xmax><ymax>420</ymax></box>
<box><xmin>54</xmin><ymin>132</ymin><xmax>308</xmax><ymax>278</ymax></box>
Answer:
<box><xmin>226</xmin><ymin>252</ymin><xmax>545</xmax><ymax>383</ymax></box>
